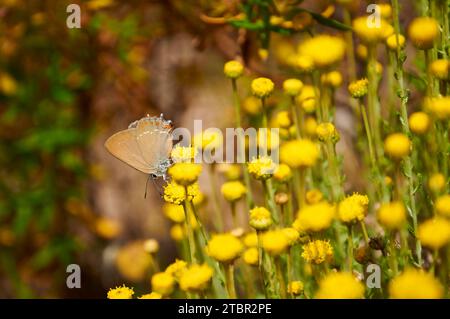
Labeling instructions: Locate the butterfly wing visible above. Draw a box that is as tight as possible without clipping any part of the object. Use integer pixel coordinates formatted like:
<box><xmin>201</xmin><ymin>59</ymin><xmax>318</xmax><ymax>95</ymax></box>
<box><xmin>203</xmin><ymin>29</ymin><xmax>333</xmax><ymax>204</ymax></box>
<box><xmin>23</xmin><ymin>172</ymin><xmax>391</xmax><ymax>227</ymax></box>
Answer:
<box><xmin>104</xmin><ymin>129</ymin><xmax>155</xmax><ymax>174</ymax></box>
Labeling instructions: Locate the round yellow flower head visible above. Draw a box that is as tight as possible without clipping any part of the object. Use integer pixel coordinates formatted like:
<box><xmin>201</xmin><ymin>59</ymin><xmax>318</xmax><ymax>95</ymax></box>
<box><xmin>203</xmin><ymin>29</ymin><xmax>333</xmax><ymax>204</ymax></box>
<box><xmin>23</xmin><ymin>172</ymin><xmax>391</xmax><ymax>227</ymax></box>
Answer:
<box><xmin>243</xmin><ymin>232</ymin><xmax>258</xmax><ymax>247</ymax></box>
<box><xmin>274</xmin><ymin>163</ymin><xmax>292</xmax><ymax>182</ymax></box>
<box><xmin>170</xmin><ymin>224</ymin><xmax>185</xmax><ymax>241</ymax></box>
<box><xmin>165</xmin><ymin>259</ymin><xmax>188</xmax><ymax>278</ymax></box>
<box><xmin>352</xmin><ymin>16</ymin><xmax>391</xmax><ymax>43</ymax></box>
<box><xmin>257</xmin><ymin>129</ymin><xmax>280</xmax><ymax>150</ymax></box>
<box><xmin>287</xmin><ymin>281</ymin><xmax>304</xmax><ymax>295</ymax></box>
<box><xmin>251</xmin><ymin>77</ymin><xmax>275</xmax><ymax>98</ymax></box>
<box><xmin>248</xmin><ymin>156</ymin><xmax>277</xmax><ymax>180</ymax></box>
<box><xmin>179</xmin><ymin>264</ymin><xmax>213</xmax><ymax>292</ymax></box>
<box><xmin>243</xmin><ymin>96</ymin><xmax>262</xmax><ymax>115</ymax></box>
<box><xmin>206</xmin><ymin>233</ymin><xmax>244</xmax><ymax>263</ymax></box>
<box><xmin>356</xmin><ymin>44</ymin><xmax>368</xmax><ymax>60</ymax></box>
<box><xmin>115</xmin><ymin>241</ymin><xmax>152</xmax><ymax>282</ymax></box>
<box><xmin>274</xmin><ymin>111</ymin><xmax>291</xmax><ymax>128</ymax></box>
<box><xmin>348</xmin><ymin>78</ymin><xmax>368</xmax><ymax>98</ymax></box>
<box><xmin>298</xmin><ymin>35</ymin><xmax>346</xmax><ymax>68</ymax></box>
<box><xmin>295</xmin><ymin>55</ymin><xmax>314</xmax><ymax>73</ymax></box>
<box><xmin>261</xmin><ymin>229</ymin><xmax>290</xmax><ymax>255</ymax></box>
<box><xmin>193</xmin><ymin>130</ymin><xmax>223</xmax><ymax>150</ymax></box>
<box><xmin>386</xmin><ymin>34</ymin><xmax>406</xmax><ymax>51</ymax></box>
<box><xmin>296</xmin><ymin>202</ymin><xmax>335</xmax><ymax>232</ymax></box>
<box><xmin>377</xmin><ymin>201</ymin><xmax>406</xmax><ymax>230</ymax></box>
<box><xmin>408</xmin><ymin>112</ymin><xmax>430</xmax><ymax>134</ymax></box>
<box><xmin>143</xmin><ymin>238</ymin><xmax>159</xmax><ymax>254</ymax></box>
<box><xmin>243</xmin><ymin>247</ymin><xmax>259</xmax><ymax>266</ymax></box>
<box><xmin>249</xmin><ymin>206</ymin><xmax>273</xmax><ymax>230</ymax></box>
<box><xmin>280</xmin><ymin>139</ymin><xmax>319</xmax><ymax>169</ymax></box>
<box><xmin>408</xmin><ymin>17</ymin><xmax>439</xmax><ymax>50</ymax></box>
<box><xmin>171</xmin><ymin>145</ymin><xmax>197</xmax><ymax>163</ymax></box>
<box><xmin>224</xmin><ymin>60</ymin><xmax>244</xmax><ymax>79</ymax></box>
<box><xmin>302</xmin><ymin>240</ymin><xmax>333</xmax><ymax>264</ymax></box>
<box><xmin>217</xmin><ymin>164</ymin><xmax>241</xmax><ymax>180</ymax></box>
<box><xmin>296</xmin><ymin>85</ymin><xmax>316</xmax><ymax>113</ymax></box>
<box><xmin>107</xmin><ymin>285</ymin><xmax>134</xmax><ymax>299</ymax></box>
<box><xmin>258</xmin><ymin>48</ymin><xmax>269</xmax><ymax>61</ymax></box>
<box><xmin>282</xmin><ymin>227</ymin><xmax>300</xmax><ymax>245</ymax></box>
<box><xmin>168</xmin><ymin>163</ymin><xmax>201</xmax><ymax>186</ymax></box>
<box><xmin>138</xmin><ymin>292</ymin><xmax>162</xmax><ymax>299</ymax></box>
<box><xmin>435</xmin><ymin>195</ymin><xmax>450</xmax><ymax>217</ymax></box>
<box><xmin>283</xmin><ymin>78</ymin><xmax>303</xmax><ymax>96</ymax></box>
<box><xmin>304</xmin><ymin>116</ymin><xmax>318</xmax><ymax>136</ymax></box>
<box><xmin>418</xmin><ymin>217</ymin><xmax>450</xmax><ymax>250</ymax></box>
<box><xmin>428</xmin><ymin>173</ymin><xmax>446</xmax><ymax>193</ymax></box>
<box><xmin>270</xmin><ymin>15</ymin><xmax>284</xmax><ymax>26</ymax></box>
<box><xmin>321</xmin><ymin>71</ymin><xmax>343</xmax><ymax>88</ymax></box>
<box><xmin>379</xmin><ymin>3</ymin><xmax>392</xmax><ymax>19</ymax></box>
<box><xmin>0</xmin><ymin>73</ymin><xmax>18</xmax><ymax>96</ymax></box>
<box><xmin>306</xmin><ymin>189</ymin><xmax>323</xmax><ymax>204</ymax></box>
<box><xmin>95</xmin><ymin>217</ymin><xmax>121</xmax><ymax>240</ymax></box>
<box><xmin>429</xmin><ymin>59</ymin><xmax>449</xmax><ymax>80</ymax></box>
<box><xmin>384</xmin><ymin>133</ymin><xmax>411</xmax><ymax>159</ymax></box>
<box><xmin>316</xmin><ymin>122</ymin><xmax>339</xmax><ymax>143</ymax></box>
<box><xmin>220</xmin><ymin>181</ymin><xmax>247</xmax><ymax>202</ymax></box>
<box><xmin>151</xmin><ymin>272</ymin><xmax>175</xmax><ymax>296</ymax></box>
<box><xmin>424</xmin><ymin>96</ymin><xmax>450</xmax><ymax>120</ymax></box>
<box><xmin>163</xmin><ymin>181</ymin><xmax>200</xmax><ymax>204</ymax></box>
<box><xmin>389</xmin><ymin>268</ymin><xmax>444</xmax><ymax>298</ymax></box>
<box><xmin>163</xmin><ymin>203</ymin><xmax>185</xmax><ymax>223</ymax></box>
<box><xmin>338</xmin><ymin>193</ymin><xmax>369</xmax><ymax>224</ymax></box>
<box><xmin>316</xmin><ymin>272</ymin><xmax>365</xmax><ymax>299</ymax></box>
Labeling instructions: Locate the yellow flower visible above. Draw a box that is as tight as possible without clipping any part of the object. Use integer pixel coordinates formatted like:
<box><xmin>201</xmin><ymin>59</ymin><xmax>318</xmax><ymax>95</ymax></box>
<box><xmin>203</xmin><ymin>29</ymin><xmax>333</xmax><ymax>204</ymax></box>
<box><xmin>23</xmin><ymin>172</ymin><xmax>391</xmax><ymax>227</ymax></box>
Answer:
<box><xmin>224</xmin><ymin>60</ymin><xmax>244</xmax><ymax>79</ymax></box>
<box><xmin>429</xmin><ymin>59</ymin><xmax>449</xmax><ymax>80</ymax></box>
<box><xmin>251</xmin><ymin>77</ymin><xmax>275</xmax><ymax>98</ymax></box>
<box><xmin>287</xmin><ymin>281</ymin><xmax>304</xmax><ymax>295</ymax></box>
<box><xmin>408</xmin><ymin>17</ymin><xmax>439</xmax><ymax>50</ymax></box>
<box><xmin>163</xmin><ymin>203</ymin><xmax>185</xmax><ymax>223</ymax></box>
<box><xmin>348</xmin><ymin>78</ymin><xmax>368</xmax><ymax>98</ymax></box>
<box><xmin>217</xmin><ymin>164</ymin><xmax>241</xmax><ymax>180</ymax></box>
<box><xmin>280</xmin><ymin>139</ymin><xmax>319</xmax><ymax>169</ymax></box>
<box><xmin>138</xmin><ymin>292</ymin><xmax>162</xmax><ymax>299</ymax></box>
<box><xmin>115</xmin><ymin>241</ymin><xmax>152</xmax><ymax>282</ymax></box>
<box><xmin>270</xmin><ymin>15</ymin><xmax>284</xmax><ymax>26</ymax></box>
<box><xmin>170</xmin><ymin>224</ymin><xmax>185</xmax><ymax>241</ymax></box>
<box><xmin>436</xmin><ymin>195</ymin><xmax>450</xmax><ymax>217</ymax></box>
<box><xmin>206</xmin><ymin>233</ymin><xmax>244</xmax><ymax>263</ymax></box>
<box><xmin>338</xmin><ymin>193</ymin><xmax>369</xmax><ymax>223</ymax></box>
<box><xmin>321</xmin><ymin>71</ymin><xmax>343</xmax><ymax>88</ymax></box>
<box><xmin>424</xmin><ymin>96</ymin><xmax>450</xmax><ymax>120</ymax></box>
<box><xmin>257</xmin><ymin>129</ymin><xmax>280</xmax><ymax>150</ymax></box>
<box><xmin>295</xmin><ymin>85</ymin><xmax>316</xmax><ymax>113</ymax></box>
<box><xmin>258</xmin><ymin>48</ymin><xmax>269</xmax><ymax>61</ymax></box>
<box><xmin>95</xmin><ymin>217</ymin><xmax>121</xmax><ymax>239</ymax></box>
<box><xmin>418</xmin><ymin>217</ymin><xmax>450</xmax><ymax>250</ymax></box>
<box><xmin>408</xmin><ymin>112</ymin><xmax>430</xmax><ymax>134</ymax></box>
<box><xmin>243</xmin><ymin>247</ymin><xmax>259</xmax><ymax>266</ymax></box>
<box><xmin>389</xmin><ymin>268</ymin><xmax>444</xmax><ymax>299</ymax></box>
<box><xmin>171</xmin><ymin>146</ymin><xmax>197</xmax><ymax>163</ymax></box>
<box><xmin>248</xmin><ymin>156</ymin><xmax>277</xmax><ymax>180</ymax></box>
<box><xmin>377</xmin><ymin>201</ymin><xmax>406</xmax><ymax>230</ymax></box>
<box><xmin>274</xmin><ymin>163</ymin><xmax>292</xmax><ymax>182</ymax></box>
<box><xmin>301</xmin><ymin>240</ymin><xmax>333</xmax><ymax>264</ymax></box>
<box><xmin>221</xmin><ymin>181</ymin><xmax>247</xmax><ymax>202</ymax></box>
<box><xmin>298</xmin><ymin>35</ymin><xmax>346</xmax><ymax>68</ymax></box>
<box><xmin>249</xmin><ymin>206</ymin><xmax>273</xmax><ymax>230</ymax></box>
<box><xmin>242</xmin><ymin>96</ymin><xmax>262</xmax><ymax>115</ymax></box>
<box><xmin>261</xmin><ymin>229</ymin><xmax>290</xmax><ymax>255</ymax></box>
<box><xmin>163</xmin><ymin>181</ymin><xmax>200</xmax><ymax>205</ymax></box>
<box><xmin>144</xmin><ymin>239</ymin><xmax>159</xmax><ymax>254</ymax></box>
<box><xmin>107</xmin><ymin>285</ymin><xmax>134</xmax><ymax>299</ymax></box>
<box><xmin>316</xmin><ymin>272</ymin><xmax>365</xmax><ymax>299</ymax></box>
<box><xmin>295</xmin><ymin>55</ymin><xmax>314</xmax><ymax>73</ymax></box>
<box><xmin>379</xmin><ymin>3</ymin><xmax>392</xmax><ymax>19</ymax></box>
<box><xmin>306</xmin><ymin>189</ymin><xmax>323</xmax><ymax>204</ymax></box>
<box><xmin>283</xmin><ymin>78</ymin><xmax>303</xmax><ymax>96</ymax></box>
<box><xmin>151</xmin><ymin>272</ymin><xmax>175</xmax><ymax>296</ymax></box>
<box><xmin>243</xmin><ymin>232</ymin><xmax>258</xmax><ymax>247</ymax></box>
<box><xmin>384</xmin><ymin>133</ymin><xmax>411</xmax><ymax>159</ymax></box>
<box><xmin>193</xmin><ymin>130</ymin><xmax>222</xmax><ymax>150</ymax></box>
<box><xmin>304</xmin><ymin>116</ymin><xmax>318</xmax><ymax>136</ymax></box>
<box><xmin>0</xmin><ymin>72</ymin><xmax>18</xmax><ymax>95</ymax></box>
<box><xmin>386</xmin><ymin>34</ymin><xmax>406</xmax><ymax>50</ymax></box>
<box><xmin>352</xmin><ymin>16</ymin><xmax>391</xmax><ymax>43</ymax></box>
<box><xmin>356</xmin><ymin>44</ymin><xmax>368</xmax><ymax>60</ymax></box>
<box><xmin>179</xmin><ymin>264</ymin><xmax>213</xmax><ymax>292</ymax></box>
<box><xmin>273</xmin><ymin>111</ymin><xmax>291</xmax><ymax>128</ymax></box>
<box><xmin>295</xmin><ymin>202</ymin><xmax>335</xmax><ymax>232</ymax></box>
<box><xmin>316</xmin><ymin>122</ymin><xmax>339</xmax><ymax>143</ymax></box>
<box><xmin>165</xmin><ymin>259</ymin><xmax>188</xmax><ymax>278</ymax></box>
<box><xmin>282</xmin><ymin>227</ymin><xmax>300</xmax><ymax>245</ymax></box>
<box><xmin>429</xmin><ymin>173</ymin><xmax>446</xmax><ymax>193</ymax></box>
<box><xmin>168</xmin><ymin>163</ymin><xmax>202</xmax><ymax>186</ymax></box>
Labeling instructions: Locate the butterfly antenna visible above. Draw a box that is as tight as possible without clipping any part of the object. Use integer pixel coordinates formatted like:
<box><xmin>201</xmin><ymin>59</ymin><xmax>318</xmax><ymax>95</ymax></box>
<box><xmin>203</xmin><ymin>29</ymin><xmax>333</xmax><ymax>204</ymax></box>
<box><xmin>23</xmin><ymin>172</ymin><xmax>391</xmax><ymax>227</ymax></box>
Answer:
<box><xmin>144</xmin><ymin>174</ymin><xmax>152</xmax><ymax>199</ymax></box>
<box><xmin>151</xmin><ymin>176</ymin><xmax>164</xmax><ymax>197</ymax></box>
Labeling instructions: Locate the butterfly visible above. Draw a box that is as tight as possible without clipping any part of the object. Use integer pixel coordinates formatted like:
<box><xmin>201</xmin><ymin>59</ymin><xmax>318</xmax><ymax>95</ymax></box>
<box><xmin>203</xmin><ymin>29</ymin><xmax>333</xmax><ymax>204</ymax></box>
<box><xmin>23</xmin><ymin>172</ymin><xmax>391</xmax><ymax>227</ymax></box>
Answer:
<box><xmin>104</xmin><ymin>114</ymin><xmax>174</xmax><ymax>180</ymax></box>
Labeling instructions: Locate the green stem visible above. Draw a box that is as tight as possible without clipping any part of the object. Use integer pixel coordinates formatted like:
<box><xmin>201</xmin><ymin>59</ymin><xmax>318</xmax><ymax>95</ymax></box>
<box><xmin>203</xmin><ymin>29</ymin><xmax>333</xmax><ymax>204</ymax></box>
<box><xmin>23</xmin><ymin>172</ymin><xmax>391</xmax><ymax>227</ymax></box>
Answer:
<box><xmin>208</xmin><ymin>164</ymin><xmax>224</xmax><ymax>232</ymax></box>
<box><xmin>360</xmin><ymin>220</ymin><xmax>370</xmax><ymax>246</ymax></box>
<box><xmin>183</xmin><ymin>195</ymin><xmax>197</xmax><ymax>264</ymax></box>
<box><xmin>230</xmin><ymin>202</ymin><xmax>238</xmax><ymax>229</ymax></box>
<box><xmin>291</xmin><ymin>96</ymin><xmax>301</xmax><ymax>139</ymax></box>
<box><xmin>225</xmin><ymin>263</ymin><xmax>237</xmax><ymax>299</ymax></box>
<box><xmin>347</xmin><ymin>225</ymin><xmax>354</xmax><ymax>272</ymax></box>
<box><xmin>275</xmin><ymin>256</ymin><xmax>287</xmax><ymax>298</ymax></box>
<box><xmin>263</xmin><ymin>179</ymin><xmax>279</xmax><ymax>223</ymax></box>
